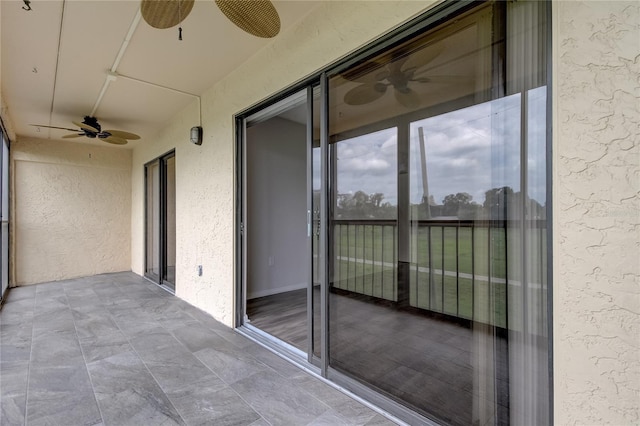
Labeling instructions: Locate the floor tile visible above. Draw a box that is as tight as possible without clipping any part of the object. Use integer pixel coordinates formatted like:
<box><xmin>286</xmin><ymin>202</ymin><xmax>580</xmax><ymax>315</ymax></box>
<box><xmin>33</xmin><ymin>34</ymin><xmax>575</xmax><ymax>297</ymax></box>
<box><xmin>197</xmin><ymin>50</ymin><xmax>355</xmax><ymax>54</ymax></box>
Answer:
<box><xmin>308</xmin><ymin>409</ymin><xmax>355</xmax><ymax>425</ymax></box>
<box><xmin>168</xmin><ymin>384</ymin><xmax>260</xmax><ymax>426</ymax></box>
<box><xmin>194</xmin><ymin>344</ymin><xmax>270</xmax><ymax>385</ymax></box>
<box><xmin>170</xmin><ymin>322</ymin><xmax>233</xmax><ymax>353</ymax></box>
<box><xmin>3</xmin><ymin>285</ymin><xmax>36</xmax><ymax>302</ymax></box>
<box><xmin>1</xmin><ymin>272</ymin><xmax>396</xmax><ymax>426</ymax></box>
<box><xmin>79</xmin><ymin>330</ymin><xmax>132</xmax><ymax>364</ymax></box>
<box><xmin>26</xmin><ymin>365</ymin><xmax>102</xmax><ymax>426</ymax></box>
<box><xmin>365</xmin><ymin>414</ymin><xmax>401</xmax><ymax>426</ymax></box>
<box><xmin>139</xmin><ymin>348</ymin><xmax>217</xmax><ymax>393</ymax></box>
<box><xmin>0</xmin><ymin>323</ymin><xmax>33</xmax><ymax>363</ymax></box>
<box><xmin>243</xmin><ymin>344</ymin><xmax>307</xmax><ymax>379</ymax></box>
<box><xmin>0</xmin><ymin>361</ymin><xmax>29</xmax><ymax>426</ymax></box>
<box><xmin>87</xmin><ymin>351</ymin><xmax>184</xmax><ymax>426</ymax></box>
<box><xmin>231</xmin><ymin>370</ymin><xmax>329</xmax><ymax>425</ymax></box>
<box><xmin>30</xmin><ymin>329</ymin><xmax>85</xmax><ymax>368</ymax></box>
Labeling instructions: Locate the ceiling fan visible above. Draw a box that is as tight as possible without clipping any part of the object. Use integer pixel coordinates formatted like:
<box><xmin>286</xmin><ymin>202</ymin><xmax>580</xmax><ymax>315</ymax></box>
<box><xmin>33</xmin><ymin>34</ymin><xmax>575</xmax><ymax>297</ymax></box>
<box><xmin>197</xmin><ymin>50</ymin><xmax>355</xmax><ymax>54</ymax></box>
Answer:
<box><xmin>32</xmin><ymin>116</ymin><xmax>141</xmax><ymax>145</ymax></box>
<box><xmin>140</xmin><ymin>0</ymin><xmax>280</xmax><ymax>38</ymax></box>
<box><xmin>342</xmin><ymin>45</ymin><xmax>469</xmax><ymax>109</ymax></box>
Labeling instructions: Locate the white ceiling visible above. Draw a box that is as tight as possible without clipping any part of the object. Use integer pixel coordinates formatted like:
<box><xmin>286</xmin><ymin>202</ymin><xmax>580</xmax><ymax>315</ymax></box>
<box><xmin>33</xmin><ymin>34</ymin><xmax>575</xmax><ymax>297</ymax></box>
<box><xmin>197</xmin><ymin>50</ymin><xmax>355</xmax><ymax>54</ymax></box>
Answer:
<box><xmin>1</xmin><ymin>0</ymin><xmax>319</xmax><ymax>148</ymax></box>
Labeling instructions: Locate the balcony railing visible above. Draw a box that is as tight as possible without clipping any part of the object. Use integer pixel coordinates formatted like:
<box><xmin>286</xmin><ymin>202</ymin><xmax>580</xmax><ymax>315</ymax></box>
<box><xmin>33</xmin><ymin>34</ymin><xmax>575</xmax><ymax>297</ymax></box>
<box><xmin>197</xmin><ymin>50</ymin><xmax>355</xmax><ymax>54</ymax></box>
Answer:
<box><xmin>323</xmin><ymin>219</ymin><xmax>546</xmax><ymax>328</ymax></box>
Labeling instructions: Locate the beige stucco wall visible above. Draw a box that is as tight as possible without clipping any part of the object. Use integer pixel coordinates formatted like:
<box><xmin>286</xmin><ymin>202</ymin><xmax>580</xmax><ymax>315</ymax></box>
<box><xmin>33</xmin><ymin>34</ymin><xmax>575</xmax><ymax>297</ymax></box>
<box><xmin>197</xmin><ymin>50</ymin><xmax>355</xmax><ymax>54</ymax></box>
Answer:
<box><xmin>131</xmin><ymin>1</ymin><xmax>434</xmax><ymax>326</ymax></box>
<box><xmin>13</xmin><ymin>138</ymin><xmax>131</xmax><ymax>285</ymax></box>
<box><xmin>553</xmin><ymin>1</ymin><xmax>639</xmax><ymax>424</ymax></box>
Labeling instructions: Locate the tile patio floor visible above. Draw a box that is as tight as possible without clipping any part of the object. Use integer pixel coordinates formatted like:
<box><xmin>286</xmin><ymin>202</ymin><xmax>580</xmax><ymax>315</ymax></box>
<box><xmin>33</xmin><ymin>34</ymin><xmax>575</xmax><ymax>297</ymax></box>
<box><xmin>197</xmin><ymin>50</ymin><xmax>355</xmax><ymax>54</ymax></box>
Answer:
<box><xmin>0</xmin><ymin>272</ymin><xmax>397</xmax><ymax>426</ymax></box>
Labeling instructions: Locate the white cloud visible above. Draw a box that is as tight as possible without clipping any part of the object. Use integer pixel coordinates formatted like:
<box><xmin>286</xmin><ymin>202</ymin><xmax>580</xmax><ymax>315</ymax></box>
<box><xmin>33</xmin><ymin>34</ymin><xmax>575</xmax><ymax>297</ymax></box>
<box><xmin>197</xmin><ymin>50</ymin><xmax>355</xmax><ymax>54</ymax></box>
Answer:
<box><xmin>320</xmin><ymin>89</ymin><xmax>547</xmax><ymax>208</ymax></box>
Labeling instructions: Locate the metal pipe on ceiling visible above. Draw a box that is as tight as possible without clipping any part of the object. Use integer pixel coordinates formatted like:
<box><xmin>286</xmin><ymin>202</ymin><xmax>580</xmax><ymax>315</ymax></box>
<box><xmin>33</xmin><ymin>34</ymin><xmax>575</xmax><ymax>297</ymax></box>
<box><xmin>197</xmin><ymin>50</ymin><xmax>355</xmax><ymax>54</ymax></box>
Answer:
<box><xmin>90</xmin><ymin>9</ymin><xmax>142</xmax><ymax>117</ymax></box>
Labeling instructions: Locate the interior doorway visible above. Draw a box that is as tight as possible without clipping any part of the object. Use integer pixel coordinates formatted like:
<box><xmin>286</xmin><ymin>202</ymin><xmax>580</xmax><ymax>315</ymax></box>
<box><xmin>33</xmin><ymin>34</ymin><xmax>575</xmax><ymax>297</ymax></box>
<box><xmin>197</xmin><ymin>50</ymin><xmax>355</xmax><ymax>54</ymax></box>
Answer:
<box><xmin>243</xmin><ymin>89</ymin><xmax>318</xmax><ymax>353</ymax></box>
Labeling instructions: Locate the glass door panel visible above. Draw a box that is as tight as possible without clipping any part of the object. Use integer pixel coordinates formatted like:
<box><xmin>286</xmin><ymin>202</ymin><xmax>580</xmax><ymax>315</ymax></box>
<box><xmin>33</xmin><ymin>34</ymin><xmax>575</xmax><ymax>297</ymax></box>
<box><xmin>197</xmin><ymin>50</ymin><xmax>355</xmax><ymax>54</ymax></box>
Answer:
<box><xmin>1</xmin><ymin>134</ymin><xmax>9</xmax><ymax>299</ymax></box>
<box><xmin>164</xmin><ymin>155</ymin><xmax>176</xmax><ymax>290</ymax></box>
<box><xmin>145</xmin><ymin>160</ymin><xmax>160</xmax><ymax>280</ymax></box>
<box><xmin>244</xmin><ymin>89</ymin><xmax>313</xmax><ymax>352</ymax></box>
<box><xmin>311</xmin><ymin>87</ymin><xmax>322</xmax><ymax>359</ymax></box>
<box><xmin>145</xmin><ymin>152</ymin><xmax>176</xmax><ymax>291</ymax></box>
<box><xmin>326</xmin><ymin>3</ymin><xmax>519</xmax><ymax>425</ymax></box>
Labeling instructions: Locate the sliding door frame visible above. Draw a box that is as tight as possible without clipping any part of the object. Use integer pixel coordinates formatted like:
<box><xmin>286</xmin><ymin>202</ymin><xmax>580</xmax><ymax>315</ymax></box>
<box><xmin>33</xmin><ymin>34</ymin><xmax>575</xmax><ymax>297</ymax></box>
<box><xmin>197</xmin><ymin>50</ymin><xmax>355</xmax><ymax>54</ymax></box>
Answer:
<box><xmin>0</xmin><ymin>126</ymin><xmax>9</xmax><ymax>303</ymax></box>
<box><xmin>144</xmin><ymin>150</ymin><xmax>176</xmax><ymax>291</ymax></box>
<box><xmin>235</xmin><ymin>1</ymin><xmax>552</xmax><ymax>424</ymax></box>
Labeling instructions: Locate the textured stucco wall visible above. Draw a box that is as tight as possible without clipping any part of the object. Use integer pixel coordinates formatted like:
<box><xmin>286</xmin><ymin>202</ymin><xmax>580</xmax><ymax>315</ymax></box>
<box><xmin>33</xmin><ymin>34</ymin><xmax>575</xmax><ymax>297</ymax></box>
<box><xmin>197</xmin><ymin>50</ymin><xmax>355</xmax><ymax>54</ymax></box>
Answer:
<box><xmin>130</xmin><ymin>1</ymin><xmax>434</xmax><ymax>326</ymax></box>
<box><xmin>13</xmin><ymin>138</ymin><xmax>132</xmax><ymax>285</ymax></box>
<box><xmin>553</xmin><ymin>1</ymin><xmax>640</xmax><ymax>424</ymax></box>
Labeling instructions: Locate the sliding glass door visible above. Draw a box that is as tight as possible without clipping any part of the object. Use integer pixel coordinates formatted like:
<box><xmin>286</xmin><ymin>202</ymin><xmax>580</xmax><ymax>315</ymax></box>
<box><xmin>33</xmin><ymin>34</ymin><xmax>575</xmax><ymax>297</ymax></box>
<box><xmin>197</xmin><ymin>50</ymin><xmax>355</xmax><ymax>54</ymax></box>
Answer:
<box><xmin>242</xmin><ymin>88</ymin><xmax>319</xmax><ymax>354</ymax></box>
<box><xmin>145</xmin><ymin>151</ymin><xmax>176</xmax><ymax>291</ymax></box>
<box><xmin>0</xmin><ymin>131</ymin><xmax>9</xmax><ymax>300</ymax></box>
<box><xmin>237</xmin><ymin>1</ymin><xmax>549</xmax><ymax>424</ymax></box>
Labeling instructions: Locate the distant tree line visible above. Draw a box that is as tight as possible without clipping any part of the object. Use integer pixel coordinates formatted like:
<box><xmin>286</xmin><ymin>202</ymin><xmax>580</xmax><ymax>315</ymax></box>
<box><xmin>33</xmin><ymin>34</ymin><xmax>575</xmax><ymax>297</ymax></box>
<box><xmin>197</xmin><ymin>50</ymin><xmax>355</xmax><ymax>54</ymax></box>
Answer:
<box><xmin>333</xmin><ymin>187</ymin><xmax>545</xmax><ymax>220</ymax></box>
<box><xmin>335</xmin><ymin>190</ymin><xmax>396</xmax><ymax>219</ymax></box>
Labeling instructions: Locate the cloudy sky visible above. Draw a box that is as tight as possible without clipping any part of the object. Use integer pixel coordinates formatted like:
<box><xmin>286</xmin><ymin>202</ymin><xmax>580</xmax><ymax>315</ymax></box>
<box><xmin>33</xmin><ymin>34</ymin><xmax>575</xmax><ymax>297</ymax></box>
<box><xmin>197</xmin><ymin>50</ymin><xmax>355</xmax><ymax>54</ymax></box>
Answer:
<box><xmin>326</xmin><ymin>87</ymin><xmax>547</xmax><ymax>207</ymax></box>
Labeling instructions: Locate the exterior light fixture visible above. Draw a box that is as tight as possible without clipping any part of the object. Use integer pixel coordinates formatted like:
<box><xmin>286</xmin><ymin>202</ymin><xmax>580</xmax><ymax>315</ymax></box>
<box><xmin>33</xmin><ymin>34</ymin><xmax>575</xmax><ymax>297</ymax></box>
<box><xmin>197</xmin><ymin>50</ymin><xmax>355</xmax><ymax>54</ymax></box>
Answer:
<box><xmin>190</xmin><ymin>126</ymin><xmax>202</xmax><ymax>145</ymax></box>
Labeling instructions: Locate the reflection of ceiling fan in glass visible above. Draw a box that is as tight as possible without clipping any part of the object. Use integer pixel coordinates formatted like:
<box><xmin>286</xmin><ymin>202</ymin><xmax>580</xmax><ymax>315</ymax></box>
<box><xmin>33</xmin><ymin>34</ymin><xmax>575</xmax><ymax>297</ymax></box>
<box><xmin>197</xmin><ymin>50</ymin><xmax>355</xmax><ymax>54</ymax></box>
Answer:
<box><xmin>140</xmin><ymin>0</ymin><xmax>281</xmax><ymax>38</ymax></box>
<box><xmin>342</xmin><ymin>46</ymin><xmax>469</xmax><ymax>109</ymax></box>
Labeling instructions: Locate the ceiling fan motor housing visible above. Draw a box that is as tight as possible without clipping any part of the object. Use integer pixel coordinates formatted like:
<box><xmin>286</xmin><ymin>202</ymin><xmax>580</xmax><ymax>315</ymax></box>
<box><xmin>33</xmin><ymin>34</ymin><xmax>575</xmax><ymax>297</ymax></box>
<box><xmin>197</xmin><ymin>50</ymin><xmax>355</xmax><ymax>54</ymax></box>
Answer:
<box><xmin>82</xmin><ymin>116</ymin><xmax>101</xmax><ymax>133</ymax></box>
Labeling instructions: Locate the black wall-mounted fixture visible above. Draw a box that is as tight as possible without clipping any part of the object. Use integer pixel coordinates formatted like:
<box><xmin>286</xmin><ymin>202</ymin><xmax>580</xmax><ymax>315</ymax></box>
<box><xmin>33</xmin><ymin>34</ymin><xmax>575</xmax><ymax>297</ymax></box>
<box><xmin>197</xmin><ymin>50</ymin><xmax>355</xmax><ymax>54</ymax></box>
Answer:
<box><xmin>190</xmin><ymin>126</ymin><xmax>202</xmax><ymax>145</ymax></box>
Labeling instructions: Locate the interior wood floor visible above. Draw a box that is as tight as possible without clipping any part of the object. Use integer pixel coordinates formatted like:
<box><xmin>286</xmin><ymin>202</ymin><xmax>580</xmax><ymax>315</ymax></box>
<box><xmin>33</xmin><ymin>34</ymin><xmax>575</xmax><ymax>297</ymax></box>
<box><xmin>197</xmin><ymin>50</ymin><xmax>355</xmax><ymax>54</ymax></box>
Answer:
<box><xmin>247</xmin><ymin>288</ymin><xmax>310</xmax><ymax>351</ymax></box>
<box><xmin>247</xmin><ymin>288</ymin><xmax>510</xmax><ymax>426</ymax></box>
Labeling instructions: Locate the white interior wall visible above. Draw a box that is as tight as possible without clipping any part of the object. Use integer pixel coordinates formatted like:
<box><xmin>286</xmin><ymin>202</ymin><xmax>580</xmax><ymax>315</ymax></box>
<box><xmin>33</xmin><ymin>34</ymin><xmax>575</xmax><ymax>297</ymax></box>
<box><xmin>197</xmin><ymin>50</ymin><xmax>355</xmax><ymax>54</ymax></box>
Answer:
<box><xmin>246</xmin><ymin>117</ymin><xmax>307</xmax><ymax>299</ymax></box>
<box><xmin>12</xmin><ymin>138</ymin><xmax>131</xmax><ymax>285</ymax></box>
<box><xmin>553</xmin><ymin>1</ymin><xmax>639</xmax><ymax>424</ymax></box>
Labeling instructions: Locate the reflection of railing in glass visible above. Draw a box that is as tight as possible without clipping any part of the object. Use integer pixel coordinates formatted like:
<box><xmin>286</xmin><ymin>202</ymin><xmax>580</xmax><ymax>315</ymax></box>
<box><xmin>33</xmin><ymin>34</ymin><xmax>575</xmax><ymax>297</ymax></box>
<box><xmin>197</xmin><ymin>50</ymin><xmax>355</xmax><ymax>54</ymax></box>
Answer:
<box><xmin>328</xmin><ymin>219</ymin><xmax>546</xmax><ymax>329</ymax></box>
<box><xmin>332</xmin><ymin>220</ymin><xmax>398</xmax><ymax>301</ymax></box>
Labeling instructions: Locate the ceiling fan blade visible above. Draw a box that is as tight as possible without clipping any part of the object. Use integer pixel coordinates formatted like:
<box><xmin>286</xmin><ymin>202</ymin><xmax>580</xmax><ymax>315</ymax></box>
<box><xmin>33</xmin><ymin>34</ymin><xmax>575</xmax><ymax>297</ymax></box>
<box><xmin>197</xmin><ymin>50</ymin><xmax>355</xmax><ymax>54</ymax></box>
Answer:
<box><xmin>215</xmin><ymin>0</ymin><xmax>280</xmax><ymax>38</ymax></box>
<box><xmin>62</xmin><ymin>134</ymin><xmax>83</xmax><ymax>139</ymax></box>
<box><xmin>30</xmin><ymin>124</ymin><xmax>79</xmax><ymax>132</ymax></box>
<box><xmin>72</xmin><ymin>121</ymin><xmax>99</xmax><ymax>133</ymax></box>
<box><xmin>344</xmin><ymin>83</ymin><xmax>388</xmax><ymax>106</ymax></box>
<box><xmin>104</xmin><ymin>130</ymin><xmax>141</xmax><ymax>140</ymax></box>
<box><xmin>101</xmin><ymin>135</ymin><xmax>128</xmax><ymax>145</ymax></box>
<box><xmin>394</xmin><ymin>89</ymin><xmax>421</xmax><ymax>109</ymax></box>
<box><xmin>341</xmin><ymin>62</ymin><xmax>390</xmax><ymax>84</ymax></box>
<box><xmin>402</xmin><ymin>44</ymin><xmax>445</xmax><ymax>71</ymax></box>
<box><xmin>414</xmin><ymin>75</ymin><xmax>471</xmax><ymax>84</ymax></box>
<box><xmin>140</xmin><ymin>0</ymin><xmax>195</xmax><ymax>29</ymax></box>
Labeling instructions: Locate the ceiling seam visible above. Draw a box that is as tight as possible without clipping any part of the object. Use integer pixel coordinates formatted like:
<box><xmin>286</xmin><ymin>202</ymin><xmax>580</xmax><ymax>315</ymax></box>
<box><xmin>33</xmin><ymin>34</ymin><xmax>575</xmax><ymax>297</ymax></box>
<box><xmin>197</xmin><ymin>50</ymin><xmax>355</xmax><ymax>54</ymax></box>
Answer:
<box><xmin>47</xmin><ymin>0</ymin><xmax>66</xmax><ymax>138</ymax></box>
<box><xmin>90</xmin><ymin>9</ymin><xmax>142</xmax><ymax>117</ymax></box>
<box><xmin>111</xmin><ymin>72</ymin><xmax>202</xmax><ymax>126</ymax></box>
